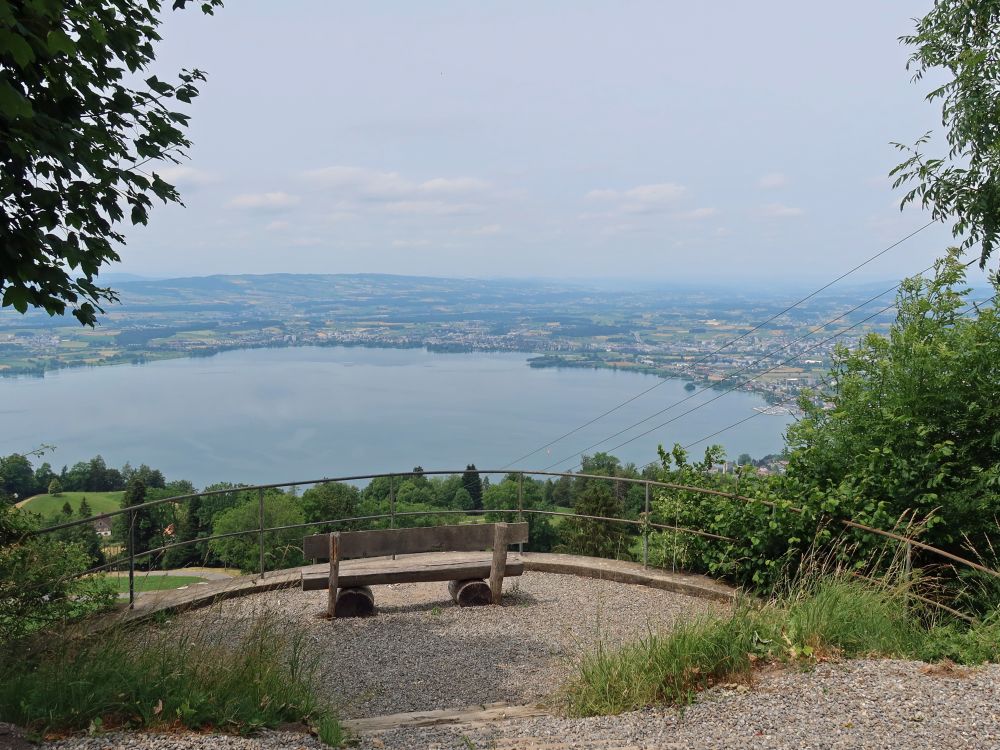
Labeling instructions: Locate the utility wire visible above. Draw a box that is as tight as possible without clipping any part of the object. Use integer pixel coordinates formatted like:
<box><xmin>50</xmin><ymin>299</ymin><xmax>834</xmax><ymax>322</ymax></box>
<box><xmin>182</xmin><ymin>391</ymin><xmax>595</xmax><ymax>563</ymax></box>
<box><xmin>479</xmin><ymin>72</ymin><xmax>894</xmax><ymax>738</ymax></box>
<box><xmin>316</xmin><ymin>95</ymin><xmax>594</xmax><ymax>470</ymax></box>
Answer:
<box><xmin>537</xmin><ymin>267</ymin><xmax>933</xmax><ymax>471</ymax></box>
<box><xmin>548</xmin><ymin>292</ymin><xmax>918</xmax><ymax>472</ymax></box>
<box><xmin>672</xmin><ymin>293</ymin><xmax>997</xmax><ymax>459</ymax></box>
<box><xmin>546</xmin><ymin>255</ymin><xmax>983</xmax><ymax>473</ymax></box>
<box><xmin>501</xmin><ymin>221</ymin><xmax>936</xmax><ymax>469</ymax></box>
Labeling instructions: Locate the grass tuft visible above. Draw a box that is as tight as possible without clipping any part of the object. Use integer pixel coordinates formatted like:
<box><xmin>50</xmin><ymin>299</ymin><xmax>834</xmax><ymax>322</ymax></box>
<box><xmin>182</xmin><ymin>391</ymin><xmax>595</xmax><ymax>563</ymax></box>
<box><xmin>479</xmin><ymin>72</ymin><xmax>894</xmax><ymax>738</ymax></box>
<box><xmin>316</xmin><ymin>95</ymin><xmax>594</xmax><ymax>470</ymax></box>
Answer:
<box><xmin>566</xmin><ymin>575</ymin><xmax>997</xmax><ymax>717</ymax></box>
<box><xmin>0</xmin><ymin>609</ymin><xmax>344</xmax><ymax>745</ymax></box>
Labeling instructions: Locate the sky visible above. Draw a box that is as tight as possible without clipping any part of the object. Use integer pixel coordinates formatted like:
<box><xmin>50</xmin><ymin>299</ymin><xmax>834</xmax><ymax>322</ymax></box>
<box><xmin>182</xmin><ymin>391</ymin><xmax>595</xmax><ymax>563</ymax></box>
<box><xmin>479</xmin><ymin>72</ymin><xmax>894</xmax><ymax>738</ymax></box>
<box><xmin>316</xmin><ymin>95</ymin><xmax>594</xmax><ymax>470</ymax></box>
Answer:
<box><xmin>118</xmin><ymin>0</ymin><xmax>990</xmax><ymax>287</ymax></box>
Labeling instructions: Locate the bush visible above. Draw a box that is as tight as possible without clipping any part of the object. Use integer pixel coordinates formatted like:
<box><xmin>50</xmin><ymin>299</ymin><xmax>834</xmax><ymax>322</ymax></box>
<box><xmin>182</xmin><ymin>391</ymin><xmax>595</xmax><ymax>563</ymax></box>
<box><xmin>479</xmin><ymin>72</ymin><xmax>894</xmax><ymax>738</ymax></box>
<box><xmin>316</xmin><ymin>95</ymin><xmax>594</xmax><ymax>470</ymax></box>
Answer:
<box><xmin>0</xmin><ymin>504</ymin><xmax>115</xmax><ymax>643</ymax></box>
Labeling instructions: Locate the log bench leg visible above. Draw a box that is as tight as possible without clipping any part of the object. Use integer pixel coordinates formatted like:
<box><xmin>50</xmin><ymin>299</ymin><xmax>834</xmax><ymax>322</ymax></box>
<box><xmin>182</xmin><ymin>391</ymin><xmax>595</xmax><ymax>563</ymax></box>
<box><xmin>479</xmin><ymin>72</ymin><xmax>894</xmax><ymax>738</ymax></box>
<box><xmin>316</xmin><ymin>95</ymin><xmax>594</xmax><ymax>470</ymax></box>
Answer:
<box><xmin>335</xmin><ymin>586</ymin><xmax>376</xmax><ymax>617</ymax></box>
<box><xmin>448</xmin><ymin>578</ymin><xmax>491</xmax><ymax>607</ymax></box>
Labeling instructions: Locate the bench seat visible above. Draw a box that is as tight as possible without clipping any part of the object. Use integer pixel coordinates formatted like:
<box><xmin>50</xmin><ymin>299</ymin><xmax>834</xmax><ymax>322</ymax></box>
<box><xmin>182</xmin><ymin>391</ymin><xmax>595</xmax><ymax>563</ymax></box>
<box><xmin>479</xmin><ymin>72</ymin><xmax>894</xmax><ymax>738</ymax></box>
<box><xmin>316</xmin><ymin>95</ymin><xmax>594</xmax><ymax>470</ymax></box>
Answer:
<box><xmin>300</xmin><ymin>551</ymin><xmax>524</xmax><ymax>591</ymax></box>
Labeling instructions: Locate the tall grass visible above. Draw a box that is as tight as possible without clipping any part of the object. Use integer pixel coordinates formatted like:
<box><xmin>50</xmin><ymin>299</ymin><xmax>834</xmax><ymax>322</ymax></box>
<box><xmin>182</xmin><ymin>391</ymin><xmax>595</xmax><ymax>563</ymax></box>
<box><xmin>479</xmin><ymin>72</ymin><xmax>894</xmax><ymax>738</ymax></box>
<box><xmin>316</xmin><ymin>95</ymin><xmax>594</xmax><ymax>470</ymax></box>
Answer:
<box><xmin>0</xmin><ymin>609</ymin><xmax>343</xmax><ymax>744</ymax></box>
<box><xmin>566</xmin><ymin>574</ymin><xmax>996</xmax><ymax>717</ymax></box>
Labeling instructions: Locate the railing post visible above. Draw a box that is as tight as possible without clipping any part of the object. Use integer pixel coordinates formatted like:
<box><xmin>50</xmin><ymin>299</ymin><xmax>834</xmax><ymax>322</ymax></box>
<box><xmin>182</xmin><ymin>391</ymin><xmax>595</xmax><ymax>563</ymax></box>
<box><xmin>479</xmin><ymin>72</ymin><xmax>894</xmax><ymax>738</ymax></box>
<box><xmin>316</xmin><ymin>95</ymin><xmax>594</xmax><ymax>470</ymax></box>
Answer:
<box><xmin>128</xmin><ymin>507</ymin><xmax>135</xmax><ymax>609</ymax></box>
<box><xmin>672</xmin><ymin>501</ymin><xmax>678</xmax><ymax>574</ymax></box>
<box><xmin>642</xmin><ymin>482</ymin><xmax>650</xmax><ymax>569</ymax></box>
<box><xmin>517</xmin><ymin>473</ymin><xmax>524</xmax><ymax>554</ymax></box>
<box><xmin>258</xmin><ymin>487</ymin><xmax>265</xmax><ymax>578</ymax></box>
<box><xmin>389</xmin><ymin>475</ymin><xmax>396</xmax><ymax>560</ymax></box>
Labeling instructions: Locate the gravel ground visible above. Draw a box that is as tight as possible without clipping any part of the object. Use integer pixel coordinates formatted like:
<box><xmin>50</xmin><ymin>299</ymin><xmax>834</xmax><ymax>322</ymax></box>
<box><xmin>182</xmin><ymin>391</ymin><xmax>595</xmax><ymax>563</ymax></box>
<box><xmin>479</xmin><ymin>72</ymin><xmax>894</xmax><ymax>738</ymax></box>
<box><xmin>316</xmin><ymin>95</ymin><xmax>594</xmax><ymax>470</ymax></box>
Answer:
<box><xmin>177</xmin><ymin>571</ymin><xmax>724</xmax><ymax>718</ymax></box>
<box><xmin>33</xmin><ymin>572</ymin><xmax>1000</xmax><ymax>749</ymax></box>
<box><xmin>39</xmin><ymin>661</ymin><xmax>1000</xmax><ymax>749</ymax></box>
<box><xmin>352</xmin><ymin>660</ymin><xmax>1000</xmax><ymax>749</ymax></box>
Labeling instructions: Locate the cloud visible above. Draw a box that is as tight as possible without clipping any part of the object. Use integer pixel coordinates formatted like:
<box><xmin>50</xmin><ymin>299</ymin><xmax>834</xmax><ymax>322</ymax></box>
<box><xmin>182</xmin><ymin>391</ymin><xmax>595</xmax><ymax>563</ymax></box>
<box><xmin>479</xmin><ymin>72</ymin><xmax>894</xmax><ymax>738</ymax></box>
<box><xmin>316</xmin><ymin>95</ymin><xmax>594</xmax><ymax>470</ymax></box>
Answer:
<box><xmin>585</xmin><ymin>182</ymin><xmax>687</xmax><ymax>215</ymax></box>
<box><xmin>304</xmin><ymin>166</ymin><xmax>490</xmax><ymax>201</ymax></box>
<box><xmin>154</xmin><ymin>165</ymin><xmax>219</xmax><ymax>187</ymax></box>
<box><xmin>757</xmin><ymin>173</ymin><xmax>788</xmax><ymax>189</ymax></box>
<box><xmin>760</xmin><ymin>202</ymin><xmax>804</xmax><ymax>218</ymax></box>
<box><xmin>304</xmin><ymin>166</ymin><xmax>410</xmax><ymax>198</ymax></box>
<box><xmin>227</xmin><ymin>192</ymin><xmax>300</xmax><ymax>210</ymax></box>
<box><xmin>585</xmin><ymin>189</ymin><xmax>620</xmax><ymax>201</ymax></box>
<box><xmin>264</xmin><ymin>220</ymin><xmax>289</xmax><ymax>231</ymax></box>
<box><xmin>391</xmin><ymin>238</ymin><xmax>431</xmax><ymax>247</ymax></box>
<box><xmin>674</xmin><ymin>207</ymin><xmax>718</xmax><ymax>220</ymax></box>
<box><xmin>624</xmin><ymin>183</ymin><xmax>686</xmax><ymax>203</ymax></box>
<box><xmin>419</xmin><ymin>177</ymin><xmax>491</xmax><ymax>194</ymax></box>
<box><xmin>467</xmin><ymin>223</ymin><xmax>502</xmax><ymax>235</ymax></box>
<box><xmin>383</xmin><ymin>200</ymin><xmax>481</xmax><ymax>216</ymax></box>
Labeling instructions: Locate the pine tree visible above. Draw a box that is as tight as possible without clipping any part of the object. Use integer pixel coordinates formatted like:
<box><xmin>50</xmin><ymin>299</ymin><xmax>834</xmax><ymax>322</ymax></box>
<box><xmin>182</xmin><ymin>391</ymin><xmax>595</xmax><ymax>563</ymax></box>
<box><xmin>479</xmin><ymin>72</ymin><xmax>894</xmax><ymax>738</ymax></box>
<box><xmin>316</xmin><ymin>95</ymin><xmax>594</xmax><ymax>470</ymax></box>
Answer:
<box><xmin>78</xmin><ymin>497</ymin><xmax>92</xmax><ymax>518</ymax></box>
<box><xmin>462</xmin><ymin>464</ymin><xmax>484</xmax><ymax>510</ymax></box>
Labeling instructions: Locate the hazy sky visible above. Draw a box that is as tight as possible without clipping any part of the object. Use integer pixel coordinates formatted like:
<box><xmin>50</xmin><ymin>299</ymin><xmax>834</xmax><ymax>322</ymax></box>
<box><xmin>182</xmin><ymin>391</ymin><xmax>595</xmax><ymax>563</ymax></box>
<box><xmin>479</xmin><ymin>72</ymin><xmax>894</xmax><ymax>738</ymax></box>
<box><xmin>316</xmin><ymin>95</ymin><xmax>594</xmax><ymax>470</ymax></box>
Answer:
<box><xmin>119</xmin><ymin>1</ymin><xmax>987</xmax><ymax>286</ymax></box>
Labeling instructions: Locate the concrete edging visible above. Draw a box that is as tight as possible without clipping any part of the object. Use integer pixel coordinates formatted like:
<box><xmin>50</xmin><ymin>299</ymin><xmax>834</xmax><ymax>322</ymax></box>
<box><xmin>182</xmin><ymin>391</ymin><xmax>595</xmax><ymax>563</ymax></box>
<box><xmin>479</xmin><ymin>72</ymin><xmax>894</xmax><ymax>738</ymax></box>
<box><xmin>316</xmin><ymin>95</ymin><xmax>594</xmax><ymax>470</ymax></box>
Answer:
<box><xmin>101</xmin><ymin>551</ymin><xmax>736</xmax><ymax>627</ymax></box>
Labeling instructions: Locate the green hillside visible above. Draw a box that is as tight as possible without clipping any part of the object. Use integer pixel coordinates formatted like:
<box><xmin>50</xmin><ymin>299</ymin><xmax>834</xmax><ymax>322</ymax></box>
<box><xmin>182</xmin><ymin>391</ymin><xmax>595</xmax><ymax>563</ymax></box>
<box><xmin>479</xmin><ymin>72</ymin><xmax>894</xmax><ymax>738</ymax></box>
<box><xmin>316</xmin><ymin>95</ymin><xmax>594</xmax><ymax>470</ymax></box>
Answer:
<box><xmin>21</xmin><ymin>491</ymin><xmax>124</xmax><ymax>518</ymax></box>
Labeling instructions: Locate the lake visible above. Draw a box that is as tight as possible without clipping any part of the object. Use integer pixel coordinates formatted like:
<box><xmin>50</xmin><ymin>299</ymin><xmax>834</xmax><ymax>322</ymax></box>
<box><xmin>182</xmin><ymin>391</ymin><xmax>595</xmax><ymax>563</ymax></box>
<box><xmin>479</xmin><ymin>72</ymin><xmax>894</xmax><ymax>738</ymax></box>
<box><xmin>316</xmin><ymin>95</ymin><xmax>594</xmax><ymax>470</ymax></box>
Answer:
<box><xmin>1</xmin><ymin>347</ymin><xmax>794</xmax><ymax>488</ymax></box>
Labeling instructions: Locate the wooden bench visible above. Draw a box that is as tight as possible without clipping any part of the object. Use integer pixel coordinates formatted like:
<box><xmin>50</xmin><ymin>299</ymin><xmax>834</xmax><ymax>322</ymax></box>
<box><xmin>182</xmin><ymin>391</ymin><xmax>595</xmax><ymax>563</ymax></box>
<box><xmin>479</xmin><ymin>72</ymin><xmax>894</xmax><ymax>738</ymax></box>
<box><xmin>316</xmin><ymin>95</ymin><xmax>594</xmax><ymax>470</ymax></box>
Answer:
<box><xmin>301</xmin><ymin>521</ymin><xmax>529</xmax><ymax>617</ymax></box>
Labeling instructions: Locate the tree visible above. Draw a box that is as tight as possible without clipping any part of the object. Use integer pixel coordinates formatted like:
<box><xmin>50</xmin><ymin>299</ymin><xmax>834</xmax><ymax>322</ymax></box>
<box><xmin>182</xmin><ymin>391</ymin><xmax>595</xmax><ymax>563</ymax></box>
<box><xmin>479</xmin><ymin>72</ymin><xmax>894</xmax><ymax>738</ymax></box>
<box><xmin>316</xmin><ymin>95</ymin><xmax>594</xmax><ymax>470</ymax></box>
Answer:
<box><xmin>0</xmin><ymin>0</ymin><xmax>220</xmax><ymax>325</ymax></box>
<box><xmin>47</xmin><ymin>477</ymin><xmax>62</xmax><ymax>496</ymax></box>
<box><xmin>451</xmin><ymin>487</ymin><xmax>473</xmax><ymax>511</ymax></box>
<box><xmin>118</xmin><ymin>478</ymin><xmax>161</xmax><ymax>568</ymax></box>
<box><xmin>60</xmin><ymin>500</ymin><xmax>72</xmax><ymax>517</ymax></box>
<box><xmin>33</xmin><ymin>462</ymin><xmax>55</xmax><ymax>494</ymax></box>
<box><xmin>892</xmin><ymin>1</ymin><xmax>1000</xmax><ymax>269</ymax></box>
<box><xmin>0</xmin><ymin>453</ymin><xmax>36</xmax><ymax>500</ymax></box>
<box><xmin>78</xmin><ymin>496</ymin><xmax>91</xmax><ymax>518</ymax></box>
<box><xmin>786</xmin><ymin>252</ymin><xmax>1000</xmax><ymax>572</ymax></box>
<box><xmin>461</xmin><ymin>464</ymin><xmax>484</xmax><ymax>510</ymax></box>
<box><xmin>300</xmin><ymin>482</ymin><xmax>359</xmax><ymax>526</ymax></box>
<box><xmin>559</xmin><ymin>481</ymin><xmax>630</xmax><ymax>560</ymax></box>
<box><xmin>210</xmin><ymin>491</ymin><xmax>304</xmax><ymax>573</ymax></box>
<box><xmin>483</xmin><ymin>476</ymin><xmax>557</xmax><ymax>552</ymax></box>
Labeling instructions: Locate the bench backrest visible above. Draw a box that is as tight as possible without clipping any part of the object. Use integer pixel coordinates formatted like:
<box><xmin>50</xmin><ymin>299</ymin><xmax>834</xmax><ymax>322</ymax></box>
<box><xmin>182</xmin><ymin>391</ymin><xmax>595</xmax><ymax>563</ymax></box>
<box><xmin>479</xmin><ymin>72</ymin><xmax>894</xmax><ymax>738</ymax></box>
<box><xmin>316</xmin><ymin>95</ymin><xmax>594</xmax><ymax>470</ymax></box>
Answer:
<box><xmin>303</xmin><ymin>521</ymin><xmax>529</xmax><ymax>562</ymax></box>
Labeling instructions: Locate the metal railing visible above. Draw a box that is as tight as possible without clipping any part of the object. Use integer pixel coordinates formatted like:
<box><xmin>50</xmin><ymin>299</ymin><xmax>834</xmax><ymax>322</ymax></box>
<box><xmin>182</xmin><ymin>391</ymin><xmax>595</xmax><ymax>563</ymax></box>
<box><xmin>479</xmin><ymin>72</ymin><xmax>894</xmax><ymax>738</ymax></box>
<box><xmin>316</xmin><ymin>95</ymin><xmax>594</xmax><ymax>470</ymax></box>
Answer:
<box><xmin>23</xmin><ymin>467</ymin><xmax>1000</xmax><ymax>608</ymax></box>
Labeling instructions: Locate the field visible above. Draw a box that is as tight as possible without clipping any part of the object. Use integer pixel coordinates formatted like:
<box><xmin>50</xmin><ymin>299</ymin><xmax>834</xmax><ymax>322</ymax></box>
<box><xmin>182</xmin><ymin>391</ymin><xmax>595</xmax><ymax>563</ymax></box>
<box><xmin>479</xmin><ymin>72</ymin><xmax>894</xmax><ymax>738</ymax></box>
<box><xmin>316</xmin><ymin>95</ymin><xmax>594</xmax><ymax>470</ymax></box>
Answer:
<box><xmin>101</xmin><ymin>573</ymin><xmax>207</xmax><ymax>593</ymax></box>
<box><xmin>19</xmin><ymin>490</ymin><xmax>123</xmax><ymax>517</ymax></box>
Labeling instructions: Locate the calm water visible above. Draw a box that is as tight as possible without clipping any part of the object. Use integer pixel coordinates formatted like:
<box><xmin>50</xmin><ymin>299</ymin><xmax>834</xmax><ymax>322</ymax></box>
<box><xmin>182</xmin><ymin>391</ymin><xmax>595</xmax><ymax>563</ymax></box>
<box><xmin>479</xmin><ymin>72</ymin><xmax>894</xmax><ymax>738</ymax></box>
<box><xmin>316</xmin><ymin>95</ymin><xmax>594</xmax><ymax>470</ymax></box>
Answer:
<box><xmin>1</xmin><ymin>347</ymin><xmax>793</xmax><ymax>488</ymax></box>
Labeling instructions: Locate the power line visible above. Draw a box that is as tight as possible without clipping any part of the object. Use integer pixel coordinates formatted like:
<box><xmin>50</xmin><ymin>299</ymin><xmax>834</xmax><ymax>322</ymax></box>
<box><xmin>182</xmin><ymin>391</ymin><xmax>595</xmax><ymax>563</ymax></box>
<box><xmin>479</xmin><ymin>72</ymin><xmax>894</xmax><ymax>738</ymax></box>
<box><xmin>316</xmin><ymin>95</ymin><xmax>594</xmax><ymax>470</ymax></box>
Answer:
<box><xmin>501</xmin><ymin>220</ymin><xmax>936</xmax><ymax>469</ymax></box>
<box><xmin>672</xmin><ymin>292</ymin><xmax>997</xmax><ymax>460</ymax></box>
<box><xmin>538</xmin><ymin>269</ymin><xmax>931</xmax><ymax>471</ymax></box>
<box><xmin>548</xmin><ymin>292</ymin><xmax>915</xmax><ymax>472</ymax></box>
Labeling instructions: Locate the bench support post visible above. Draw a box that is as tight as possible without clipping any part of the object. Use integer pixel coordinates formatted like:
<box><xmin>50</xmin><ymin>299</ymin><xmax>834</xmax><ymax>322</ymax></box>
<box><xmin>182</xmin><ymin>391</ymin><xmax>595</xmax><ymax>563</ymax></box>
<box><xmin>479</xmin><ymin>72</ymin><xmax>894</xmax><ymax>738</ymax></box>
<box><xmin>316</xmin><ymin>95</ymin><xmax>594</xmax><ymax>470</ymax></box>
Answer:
<box><xmin>327</xmin><ymin>532</ymin><xmax>340</xmax><ymax>618</ymax></box>
<box><xmin>489</xmin><ymin>522</ymin><xmax>508</xmax><ymax>604</ymax></box>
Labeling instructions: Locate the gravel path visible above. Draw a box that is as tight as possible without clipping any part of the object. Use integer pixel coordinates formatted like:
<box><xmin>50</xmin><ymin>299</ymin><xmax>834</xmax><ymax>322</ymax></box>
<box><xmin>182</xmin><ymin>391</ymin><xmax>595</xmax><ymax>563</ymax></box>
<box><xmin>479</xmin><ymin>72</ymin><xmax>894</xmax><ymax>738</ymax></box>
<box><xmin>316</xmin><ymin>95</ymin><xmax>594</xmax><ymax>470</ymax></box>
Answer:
<box><xmin>39</xmin><ymin>661</ymin><xmax>999</xmax><ymax>749</ymax></box>
<box><xmin>179</xmin><ymin>571</ymin><xmax>724</xmax><ymax>718</ymax></box>
<box><xmin>34</xmin><ymin>571</ymin><xmax>1000</xmax><ymax>749</ymax></box>
<box><xmin>351</xmin><ymin>660</ymin><xmax>1000</xmax><ymax>749</ymax></box>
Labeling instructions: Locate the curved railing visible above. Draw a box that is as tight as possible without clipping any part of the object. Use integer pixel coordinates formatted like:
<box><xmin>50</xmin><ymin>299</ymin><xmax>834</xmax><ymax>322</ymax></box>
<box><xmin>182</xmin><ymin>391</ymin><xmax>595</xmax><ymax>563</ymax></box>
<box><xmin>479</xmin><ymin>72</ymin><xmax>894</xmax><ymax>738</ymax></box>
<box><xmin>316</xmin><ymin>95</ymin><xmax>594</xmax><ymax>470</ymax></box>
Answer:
<box><xmin>23</xmin><ymin>468</ymin><xmax>1000</xmax><ymax>609</ymax></box>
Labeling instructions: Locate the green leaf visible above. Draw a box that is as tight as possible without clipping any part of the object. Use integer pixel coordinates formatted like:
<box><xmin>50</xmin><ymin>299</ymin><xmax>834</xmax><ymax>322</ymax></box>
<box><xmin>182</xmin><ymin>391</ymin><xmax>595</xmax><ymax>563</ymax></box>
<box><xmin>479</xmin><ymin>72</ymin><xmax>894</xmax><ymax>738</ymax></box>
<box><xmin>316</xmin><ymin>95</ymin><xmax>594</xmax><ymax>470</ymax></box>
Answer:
<box><xmin>46</xmin><ymin>28</ymin><xmax>76</xmax><ymax>56</ymax></box>
<box><xmin>0</xmin><ymin>76</ymin><xmax>32</xmax><ymax>118</ymax></box>
<box><xmin>0</xmin><ymin>29</ymin><xmax>35</xmax><ymax>67</ymax></box>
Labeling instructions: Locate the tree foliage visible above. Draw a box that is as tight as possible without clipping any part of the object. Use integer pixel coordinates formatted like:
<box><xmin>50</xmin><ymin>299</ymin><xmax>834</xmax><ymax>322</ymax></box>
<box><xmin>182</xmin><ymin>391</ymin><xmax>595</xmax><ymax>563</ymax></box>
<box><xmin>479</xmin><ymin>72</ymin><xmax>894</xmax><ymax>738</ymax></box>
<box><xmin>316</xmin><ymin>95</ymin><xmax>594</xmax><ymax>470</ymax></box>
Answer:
<box><xmin>787</xmin><ymin>252</ymin><xmax>1000</xmax><ymax>567</ymax></box>
<box><xmin>0</xmin><ymin>0</ymin><xmax>219</xmax><ymax>324</ymax></box>
<box><xmin>0</xmin><ymin>502</ymin><xmax>113</xmax><ymax>643</ymax></box>
<box><xmin>892</xmin><ymin>0</ymin><xmax>1000</xmax><ymax>269</ymax></box>
<box><xmin>209</xmin><ymin>490</ymin><xmax>304</xmax><ymax>573</ymax></box>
